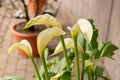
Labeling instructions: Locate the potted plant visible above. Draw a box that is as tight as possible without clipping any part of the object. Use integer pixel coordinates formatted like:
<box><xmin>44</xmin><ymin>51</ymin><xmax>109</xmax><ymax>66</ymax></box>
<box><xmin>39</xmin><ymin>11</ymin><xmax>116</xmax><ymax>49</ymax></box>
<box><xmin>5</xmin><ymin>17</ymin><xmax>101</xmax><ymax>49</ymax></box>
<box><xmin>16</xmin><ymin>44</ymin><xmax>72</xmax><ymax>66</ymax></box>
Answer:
<box><xmin>8</xmin><ymin>14</ymin><xmax>118</xmax><ymax>80</ymax></box>
<box><xmin>0</xmin><ymin>0</ymin><xmax>61</xmax><ymax>57</ymax></box>
<box><xmin>0</xmin><ymin>0</ymin><xmax>48</xmax><ymax>57</ymax></box>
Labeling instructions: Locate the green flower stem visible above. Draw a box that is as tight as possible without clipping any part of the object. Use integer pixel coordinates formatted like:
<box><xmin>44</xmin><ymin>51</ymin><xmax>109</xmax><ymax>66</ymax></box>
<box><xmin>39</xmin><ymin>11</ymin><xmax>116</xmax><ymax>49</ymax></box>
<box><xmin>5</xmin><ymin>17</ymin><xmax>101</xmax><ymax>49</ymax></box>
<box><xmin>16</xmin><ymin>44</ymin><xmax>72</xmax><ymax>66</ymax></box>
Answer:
<box><xmin>87</xmin><ymin>68</ymin><xmax>94</xmax><ymax>80</ymax></box>
<box><xmin>60</xmin><ymin>35</ymin><xmax>70</xmax><ymax>71</ymax></box>
<box><xmin>94</xmin><ymin>58</ymin><xmax>99</xmax><ymax>70</ymax></box>
<box><xmin>73</xmin><ymin>38</ymin><xmax>80</xmax><ymax>80</ymax></box>
<box><xmin>41</xmin><ymin>54</ymin><xmax>49</xmax><ymax>80</ymax></box>
<box><xmin>94</xmin><ymin>50</ymin><xmax>104</xmax><ymax>70</ymax></box>
<box><xmin>81</xmin><ymin>54</ymin><xmax>85</xmax><ymax>80</ymax></box>
<box><xmin>30</xmin><ymin>56</ymin><xmax>41</xmax><ymax>80</ymax></box>
<box><xmin>81</xmin><ymin>39</ymin><xmax>86</xmax><ymax>80</ymax></box>
<box><xmin>94</xmin><ymin>44</ymin><xmax>107</xmax><ymax>70</ymax></box>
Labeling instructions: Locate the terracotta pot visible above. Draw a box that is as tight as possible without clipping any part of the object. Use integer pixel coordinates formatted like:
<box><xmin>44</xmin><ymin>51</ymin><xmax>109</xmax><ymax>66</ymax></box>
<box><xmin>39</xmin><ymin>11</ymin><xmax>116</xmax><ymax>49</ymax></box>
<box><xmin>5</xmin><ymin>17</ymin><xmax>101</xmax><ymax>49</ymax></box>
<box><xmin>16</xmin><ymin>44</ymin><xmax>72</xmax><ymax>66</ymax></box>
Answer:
<box><xmin>11</xmin><ymin>21</ymin><xmax>48</xmax><ymax>57</ymax></box>
<box><xmin>29</xmin><ymin>0</ymin><xmax>46</xmax><ymax>14</ymax></box>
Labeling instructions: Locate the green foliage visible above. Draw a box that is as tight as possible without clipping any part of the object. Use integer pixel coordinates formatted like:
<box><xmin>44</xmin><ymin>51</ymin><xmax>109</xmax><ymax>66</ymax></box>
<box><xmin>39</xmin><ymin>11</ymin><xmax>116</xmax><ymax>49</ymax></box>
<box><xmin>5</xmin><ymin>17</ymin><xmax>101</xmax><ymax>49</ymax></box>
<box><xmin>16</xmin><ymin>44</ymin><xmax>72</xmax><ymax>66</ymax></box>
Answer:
<box><xmin>59</xmin><ymin>71</ymin><xmax>71</xmax><ymax>80</ymax></box>
<box><xmin>95</xmin><ymin>66</ymin><xmax>109</xmax><ymax>80</ymax></box>
<box><xmin>98</xmin><ymin>42</ymin><xmax>118</xmax><ymax>59</ymax></box>
<box><xmin>38</xmin><ymin>49</ymin><xmax>75</xmax><ymax>80</ymax></box>
<box><xmin>77</xmin><ymin>19</ymin><xmax>118</xmax><ymax>80</ymax></box>
<box><xmin>95</xmin><ymin>66</ymin><xmax>104</xmax><ymax>78</ymax></box>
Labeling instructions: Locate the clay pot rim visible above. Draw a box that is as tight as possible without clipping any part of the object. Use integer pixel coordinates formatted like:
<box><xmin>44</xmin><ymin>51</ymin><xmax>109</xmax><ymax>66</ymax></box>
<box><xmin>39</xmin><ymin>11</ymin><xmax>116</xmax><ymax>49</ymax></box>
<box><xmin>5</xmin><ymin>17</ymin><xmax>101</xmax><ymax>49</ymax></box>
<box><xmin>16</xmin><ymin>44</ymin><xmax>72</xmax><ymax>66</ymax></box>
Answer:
<box><xmin>11</xmin><ymin>22</ymin><xmax>39</xmax><ymax>37</ymax></box>
<box><xmin>11</xmin><ymin>21</ymin><xmax>49</xmax><ymax>37</ymax></box>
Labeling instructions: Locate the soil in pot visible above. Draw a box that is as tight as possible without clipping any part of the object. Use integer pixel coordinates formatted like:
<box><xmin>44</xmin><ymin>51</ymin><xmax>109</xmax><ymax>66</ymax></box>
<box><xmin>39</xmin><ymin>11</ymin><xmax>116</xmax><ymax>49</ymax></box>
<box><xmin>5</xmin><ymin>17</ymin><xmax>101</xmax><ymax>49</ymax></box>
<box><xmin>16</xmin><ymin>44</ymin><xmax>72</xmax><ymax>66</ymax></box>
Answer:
<box><xmin>11</xmin><ymin>22</ymin><xmax>48</xmax><ymax>57</ymax></box>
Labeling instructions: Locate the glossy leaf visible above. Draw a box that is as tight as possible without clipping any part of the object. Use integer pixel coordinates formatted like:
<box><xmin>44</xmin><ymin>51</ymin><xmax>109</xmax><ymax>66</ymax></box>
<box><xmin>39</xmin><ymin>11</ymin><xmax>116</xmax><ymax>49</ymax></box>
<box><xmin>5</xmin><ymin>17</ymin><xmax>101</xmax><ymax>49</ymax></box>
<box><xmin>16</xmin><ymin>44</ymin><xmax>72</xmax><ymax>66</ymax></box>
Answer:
<box><xmin>37</xmin><ymin>27</ymin><xmax>66</xmax><ymax>56</ymax></box>
<box><xmin>24</xmin><ymin>14</ymin><xmax>62</xmax><ymax>29</ymax></box>
<box><xmin>95</xmin><ymin>66</ymin><xmax>103</xmax><ymax>78</ymax></box>
<box><xmin>88</xmin><ymin>19</ymin><xmax>98</xmax><ymax>48</ymax></box>
<box><xmin>52</xmin><ymin>38</ymin><xmax>83</xmax><ymax>56</ymax></box>
<box><xmin>59</xmin><ymin>71</ymin><xmax>71</xmax><ymax>80</ymax></box>
<box><xmin>98</xmin><ymin>42</ymin><xmax>118</xmax><ymax>59</ymax></box>
<box><xmin>8</xmin><ymin>40</ymin><xmax>32</xmax><ymax>57</ymax></box>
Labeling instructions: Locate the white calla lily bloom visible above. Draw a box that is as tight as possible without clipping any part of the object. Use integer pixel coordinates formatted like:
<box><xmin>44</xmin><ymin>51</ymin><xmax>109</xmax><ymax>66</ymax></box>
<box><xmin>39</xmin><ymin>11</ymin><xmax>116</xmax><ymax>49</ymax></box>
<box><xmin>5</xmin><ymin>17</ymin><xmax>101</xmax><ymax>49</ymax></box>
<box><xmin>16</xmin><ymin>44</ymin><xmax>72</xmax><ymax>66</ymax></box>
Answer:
<box><xmin>8</xmin><ymin>40</ymin><xmax>32</xmax><ymax>57</ymax></box>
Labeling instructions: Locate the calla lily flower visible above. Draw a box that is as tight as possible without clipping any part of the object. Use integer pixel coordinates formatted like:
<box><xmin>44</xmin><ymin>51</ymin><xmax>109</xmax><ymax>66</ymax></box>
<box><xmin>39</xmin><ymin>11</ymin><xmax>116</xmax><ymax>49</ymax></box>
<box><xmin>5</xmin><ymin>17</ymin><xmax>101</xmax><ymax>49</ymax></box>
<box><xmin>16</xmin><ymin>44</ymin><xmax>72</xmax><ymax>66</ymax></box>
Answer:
<box><xmin>52</xmin><ymin>38</ymin><xmax>83</xmax><ymax>56</ymax></box>
<box><xmin>8</xmin><ymin>40</ymin><xmax>32</xmax><ymax>57</ymax></box>
<box><xmin>71</xmin><ymin>19</ymin><xmax>93</xmax><ymax>43</ymax></box>
<box><xmin>37</xmin><ymin>27</ymin><xmax>66</xmax><ymax>56</ymax></box>
<box><xmin>24</xmin><ymin>14</ymin><xmax>62</xmax><ymax>29</ymax></box>
<box><xmin>85</xmin><ymin>60</ymin><xmax>93</xmax><ymax>68</ymax></box>
<box><xmin>50</xmin><ymin>73</ymin><xmax>63</xmax><ymax>80</ymax></box>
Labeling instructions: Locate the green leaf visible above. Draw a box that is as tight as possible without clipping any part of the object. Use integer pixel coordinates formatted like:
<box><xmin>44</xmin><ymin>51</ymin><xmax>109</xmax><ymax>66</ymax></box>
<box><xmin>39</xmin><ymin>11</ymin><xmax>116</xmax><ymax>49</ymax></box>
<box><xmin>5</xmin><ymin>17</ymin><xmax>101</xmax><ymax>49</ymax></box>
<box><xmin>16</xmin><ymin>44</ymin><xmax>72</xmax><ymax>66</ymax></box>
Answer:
<box><xmin>59</xmin><ymin>71</ymin><xmax>71</xmax><ymax>80</ymax></box>
<box><xmin>94</xmin><ymin>66</ymin><xmax>110</xmax><ymax>80</ymax></box>
<box><xmin>101</xmin><ymin>76</ymin><xmax>109</xmax><ymax>80</ymax></box>
<box><xmin>95</xmin><ymin>66</ymin><xmax>104</xmax><ymax>78</ymax></box>
<box><xmin>47</xmin><ymin>51</ymin><xmax>75</xmax><ymax>74</ymax></box>
<box><xmin>52</xmin><ymin>38</ymin><xmax>83</xmax><ymax>56</ymax></box>
<box><xmin>68</xmin><ymin>50</ymin><xmax>75</xmax><ymax>68</ymax></box>
<box><xmin>24</xmin><ymin>14</ymin><xmax>62</xmax><ymax>29</ymax></box>
<box><xmin>88</xmin><ymin>19</ymin><xmax>98</xmax><ymax>48</ymax></box>
<box><xmin>37</xmin><ymin>27</ymin><xmax>66</xmax><ymax>56</ymax></box>
<box><xmin>87</xmin><ymin>19</ymin><xmax>99</xmax><ymax>57</ymax></box>
<box><xmin>98</xmin><ymin>42</ymin><xmax>118</xmax><ymax>59</ymax></box>
<box><xmin>8</xmin><ymin>40</ymin><xmax>32</xmax><ymax>57</ymax></box>
<box><xmin>48</xmin><ymin>57</ymin><xmax>66</xmax><ymax>73</ymax></box>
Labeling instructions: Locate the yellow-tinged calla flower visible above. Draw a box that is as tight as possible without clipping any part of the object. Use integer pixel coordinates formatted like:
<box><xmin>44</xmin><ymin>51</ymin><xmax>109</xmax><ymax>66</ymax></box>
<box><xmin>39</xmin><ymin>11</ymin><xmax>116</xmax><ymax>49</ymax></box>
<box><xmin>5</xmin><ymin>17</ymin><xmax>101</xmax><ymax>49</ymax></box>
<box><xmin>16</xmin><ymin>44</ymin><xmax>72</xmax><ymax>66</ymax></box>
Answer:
<box><xmin>52</xmin><ymin>38</ymin><xmax>83</xmax><ymax>56</ymax></box>
<box><xmin>85</xmin><ymin>60</ymin><xmax>93</xmax><ymax>67</ymax></box>
<box><xmin>71</xmin><ymin>19</ymin><xmax>93</xmax><ymax>43</ymax></box>
<box><xmin>50</xmin><ymin>73</ymin><xmax>63</xmax><ymax>80</ymax></box>
<box><xmin>24</xmin><ymin>14</ymin><xmax>62</xmax><ymax>29</ymax></box>
<box><xmin>37</xmin><ymin>27</ymin><xmax>66</xmax><ymax>56</ymax></box>
<box><xmin>71</xmin><ymin>24</ymin><xmax>81</xmax><ymax>39</ymax></box>
<box><xmin>8</xmin><ymin>40</ymin><xmax>32</xmax><ymax>57</ymax></box>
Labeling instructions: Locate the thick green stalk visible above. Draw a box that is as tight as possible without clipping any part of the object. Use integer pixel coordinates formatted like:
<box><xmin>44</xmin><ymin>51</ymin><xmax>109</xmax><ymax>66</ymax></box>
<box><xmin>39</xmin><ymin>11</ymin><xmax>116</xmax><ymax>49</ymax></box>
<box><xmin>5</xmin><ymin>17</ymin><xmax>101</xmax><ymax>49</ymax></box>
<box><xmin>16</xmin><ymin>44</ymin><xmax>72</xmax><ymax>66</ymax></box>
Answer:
<box><xmin>87</xmin><ymin>68</ymin><xmax>93</xmax><ymax>80</ymax></box>
<box><xmin>94</xmin><ymin>58</ymin><xmax>99</xmax><ymax>70</ymax></box>
<box><xmin>81</xmin><ymin>40</ymin><xmax>86</xmax><ymax>80</ymax></box>
<box><xmin>30</xmin><ymin>56</ymin><xmax>41</xmax><ymax>80</ymax></box>
<box><xmin>73</xmin><ymin>38</ymin><xmax>80</xmax><ymax>80</ymax></box>
<box><xmin>41</xmin><ymin>54</ymin><xmax>49</xmax><ymax>80</ymax></box>
<box><xmin>60</xmin><ymin>35</ymin><xmax>70</xmax><ymax>71</ymax></box>
<box><xmin>81</xmin><ymin>54</ymin><xmax>85</xmax><ymax>80</ymax></box>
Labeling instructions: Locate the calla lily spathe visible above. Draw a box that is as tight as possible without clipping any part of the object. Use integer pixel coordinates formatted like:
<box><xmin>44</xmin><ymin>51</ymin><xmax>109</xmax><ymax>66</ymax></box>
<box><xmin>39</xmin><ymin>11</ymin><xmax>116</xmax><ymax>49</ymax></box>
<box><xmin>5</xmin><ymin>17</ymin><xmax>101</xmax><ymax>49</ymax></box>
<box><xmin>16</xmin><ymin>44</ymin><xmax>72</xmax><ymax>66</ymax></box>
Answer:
<box><xmin>24</xmin><ymin>14</ymin><xmax>62</xmax><ymax>29</ymax></box>
<box><xmin>8</xmin><ymin>40</ymin><xmax>32</xmax><ymax>57</ymax></box>
<box><xmin>37</xmin><ymin>27</ymin><xmax>66</xmax><ymax>56</ymax></box>
<box><xmin>50</xmin><ymin>73</ymin><xmax>63</xmax><ymax>80</ymax></box>
<box><xmin>71</xmin><ymin>19</ymin><xmax>93</xmax><ymax>43</ymax></box>
<box><xmin>52</xmin><ymin>38</ymin><xmax>84</xmax><ymax>56</ymax></box>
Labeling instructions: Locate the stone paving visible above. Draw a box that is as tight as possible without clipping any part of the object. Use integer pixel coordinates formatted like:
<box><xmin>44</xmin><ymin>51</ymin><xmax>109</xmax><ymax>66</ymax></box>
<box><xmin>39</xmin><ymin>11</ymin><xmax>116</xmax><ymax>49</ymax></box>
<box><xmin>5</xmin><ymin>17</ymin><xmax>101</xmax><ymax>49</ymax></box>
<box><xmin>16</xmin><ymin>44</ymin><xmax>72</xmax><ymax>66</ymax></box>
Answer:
<box><xmin>0</xmin><ymin>17</ymin><xmax>41</xmax><ymax>80</ymax></box>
